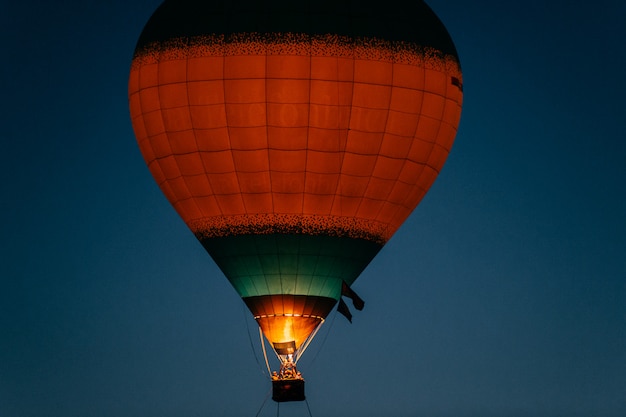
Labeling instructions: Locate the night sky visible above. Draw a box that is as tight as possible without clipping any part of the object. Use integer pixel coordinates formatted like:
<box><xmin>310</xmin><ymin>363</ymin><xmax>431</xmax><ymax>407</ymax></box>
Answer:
<box><xmin>2</xmin><ymin>1</ymin><xmax>625</xmax><ymax>416</ymax></box>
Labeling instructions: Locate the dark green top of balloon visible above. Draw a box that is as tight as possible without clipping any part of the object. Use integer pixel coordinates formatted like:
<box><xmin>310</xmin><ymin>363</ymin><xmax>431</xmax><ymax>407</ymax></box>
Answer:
<box><xmin>134</xmin><ymin>0</ymin><xmax>459</xmax><ymax>60</ymax></box>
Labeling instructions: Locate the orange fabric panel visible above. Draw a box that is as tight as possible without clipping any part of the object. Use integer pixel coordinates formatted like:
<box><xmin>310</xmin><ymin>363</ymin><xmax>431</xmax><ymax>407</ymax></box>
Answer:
<box><xmin>353</xmin><ymin>58</ymin><xmax>392</xmax><ymax>85</ymax></box>
<box><xmin>304</xmin><ymin>172</ymin><xmax>340</xmax><ymax>194</ymax></box>
<box><xmin>242</xmin><ymin>193</ymin><xmax>273</xmax><ymax>213</ymax></box>
<box><xmin>267</xmin><ymin>103</ymin><xmax>309</xmax><ymax>128</ymax></box>
<box><xmin>167</xmin><ymin>130</ymin><xmax>197</xmax><ymax>154</ymax></box>
<box><xmin>167</xmin><ymin>176</ymin><xmax>191</xmax><ymax>201</ymax></box>
<box><xmin>424</xmin><ymin>68</ymin><xmax>448</xmax><ymax>96</ymax></box>
<box><xmin>372</xmin><ymin>157</ymin><xmax>403</xmax><ymax>182</ymax></box>
<box><xmin>138</xmin><ymin>86</ymin><xmax>160</xmax><ymax>114</ymax></box>
<box><xmin>309</xmin><ymin>79</ymin><xmax>354</xmax><ymax>106</ymax></box>
<box><xmin>306</xmin><ymin>150</ymin><xmax>342</xmax><ymax>174</ymax></box>
<box><xmin>436</xmin><ymin>118</ymin><xmax>457</xmax><ymax>151</ymax></box>
<box><xmin>340</xmin><ymin>153</ymin><xmax>377</xmax><ymax>177</ymax></box>
<box><xmin>187</xmin><ymin>56</ymin><xmax>224</xmax><ymax>81</ymax></box>
<box><xmin>137</xmin><ymin>62</ymin><xmax>158</xmax><ymax>89</ymax></box>
<box><xmin>147</xmin><ymin>160</ymin><xmax>165</xmax><ymax>187</ymax></box>
<box><xmin>175</xmin><ymin>153</ymin><xmax>204</xmax><ymax>176</ymax></box>
<box><xmin>137</xmin><ymin>136</ymin><xmax>155</xmax><ymax>164</ymax></box>
<box><xmin>428</xmin><ymin>143</ymin><xmax>449</xmax><ymax>169</ymax></box>
<box><xmin>408</xmin><ymin>138</ymin><xmax>435</xmax><ymax>165</ymax></box>
<box><xmin>307</xmin><ymin>127</ymin><xmax>347</xmax><ymax>152</ymax></box>
<box><xmin>390</xmin><ymin>86</ymin><xmax>424</xmax><ymax>112</ymax></box>
<box><xmin>189</xmin><ymin>104</ymin><xmax>227</xmax><ymax>129</ymax></box>
<box><xmin>398</xmin><ymin>160</ymin><xmax>425</xmax><ymax>184</ymax></box>
<box><xmin>215</xmin><ymin>194</ymin><xmax>246</xmax><ymax>214</ymax></box>
<box><xmin>345</xmin><ymin>131</ymin><xmax>383</xmax><ymax>155</ymax></box>
<box><xmin>309</xmin><ymin>104</ymin><xmax>342</xmax><ymax>130</ymax></box>
<box><xmin>161</xmin><ymin>106</ymin><xmax>193</xmax><ymax>132</ymax></box>
<box><xmin>157</xmin><ymin>58</ymin><xmax>187</xmax><ymax>84</ymax></box>
<box><xmin>267</xmin><ymin>127</ymin><xmax>308</xmax><ymax>150</ymax></box>
<box><xmin>238</xmin><ymin>171</ymin><xmax>271</xmax><ymax>193</ymax></box>
<box><xmin>232</xmin><ymin>149</ymin><xmax>269</xmax><ymax>171</ymax></box>
<box><xmin>420</xmin><ymin>92</ymin><xmax>446</xmax><ymax>120</ymax></box>
<box><xmin>224</xmin><ymin>55</ymin><xmax>266</xmax><ymax>79</ymax></box>
<box><xmin>331</xmin><ymin>195</ymin><xmax>360</xmax><ymax>217</ymax></box>
<box><xmin>267</xmin><ymin>55</ymin><xmax>311</xmax><ymax>79</ymax></box>
<box><xmin>303</xmin><ymin>192</ymin><xmax>334</xmax><ymax>215</ymax></box>
<box><xmin>353</xmin><ymin>82</ymin><xmax>392</xmax><ymax>110</ymax></box>
<box><xmin>129</xmin><ymin>35</ymin><xmax>463</xmax><ymax>242</ymax></box>
<box><xmin>266</xmin><ymin>79</ymin><xmax>310</xmax><ymax>103</ymax></box>
<box><xmin>195</xmin><ymin>195</ymin><xmax>221</xmax><ymax>218</ymax></box>
<box><xmin>224</xmin><ymin>79</ymin><xmax>265</xmax><ymax>103</ymax></box>
<box><xmin>184</xmin><ymin>174</ymin><xmax>212</xmax><ymax>197</ymax></box>
<box><xmin>200</xmin><ymin>150</ymin><xmax>235</xmax><ymax>173</ymax></box>
<box><xmin>269</xmin><ymin>150</ymin><xmax>306</xmax><ymax>172</ymax></box>
<box><xmin>392</xmin><ymin>63</ymin><xmax>425</xmax><ymax>90</ymax></box>
<box><xmin>226</xmin><ymin>103</ymin><xmax>266</xmax><ymax>127</ymax></box>
<box><xmin>386</xmin><ymin>110</ymin><xmax>419</xmax><ymax>138</ymax></box>
<box><xmin>356</xmin><ymin>197</ymin><xmax>385</xmax><ymax>219</ymax></box>
<box><xmin>349</xmin><ymin>107</ymin><xmax>388</xmax><ymax>133</ymax></box>
<box><xmin>157</xmin><ymin>155</ymin><xmax>181</xmax><ymax>180</ymax></box>
<box><xmin>228</xmin><ymin>126</ymin><xmax>267</xmax><ymax>149</ymax></box>
<box><xmin>208</xmin><ymin>172</ymin><xmax>239</xmax><ymax>194</ymax></box>
<box><xmin>339</xmin><ymin>174</ymin><xmax>370</xmax><ymax>196</ymax></box>
<box><xmin>175</xmin><ymin>198</ymin><xmax>201</xmax><ymax>221</ymax></box>
<box><xmin>188</xmin><ymin>80</ymin><xmax>225</xmax><ymax>106</ymax></box>
<box><xmin>378</xmin><ymin>134</ymin><xmax>413</xmax><ymax>159</ymax></box>
<box><xmin>415</xmin><ymin>116</ymin><xmax>441</xmax><ymax>144</ymax></box>
<box><xmin>158</xmin><ymin>82</ymin><xmax>188</xmax><ymax>109</ymax></box>
<box><xmin>364</xmin><ymin>176</ymin><xmax>395</xmax><ymax>198</ymax></box>
<box><xmin>195</xmin><ymin>128</ymin><xmax>230</xmax><ymax>151</ymax></box>
<box><xmin>311</xmin><ymin>56</ymin><xmax>354</xmax><ymax>81</ymax></box>
<box><xmin>270</xmin><ymin>171</ymin><xmax>305</xmax><ymax>194</ymax></box>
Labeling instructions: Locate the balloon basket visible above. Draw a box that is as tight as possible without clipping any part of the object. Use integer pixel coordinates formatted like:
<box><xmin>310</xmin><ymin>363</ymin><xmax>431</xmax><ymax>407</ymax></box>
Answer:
<box><xmin>272</xmin><ymin>379</ymin><xmax>305</xmax><ymax>402</ymax></box>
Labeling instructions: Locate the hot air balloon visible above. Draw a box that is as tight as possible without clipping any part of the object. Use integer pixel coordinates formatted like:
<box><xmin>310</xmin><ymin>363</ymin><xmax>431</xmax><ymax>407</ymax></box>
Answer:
<box><xmin>129</xmin><ymin>0</ymin><xmax>462</xmax><ymax>402</ymax></box>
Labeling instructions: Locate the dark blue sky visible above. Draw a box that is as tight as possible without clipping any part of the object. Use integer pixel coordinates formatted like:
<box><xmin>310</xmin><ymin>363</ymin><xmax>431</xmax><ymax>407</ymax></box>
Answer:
<box><xmin>2</xmin><ymin>1</ymin><xmax>625</xmax><ymax>416</ymax></box>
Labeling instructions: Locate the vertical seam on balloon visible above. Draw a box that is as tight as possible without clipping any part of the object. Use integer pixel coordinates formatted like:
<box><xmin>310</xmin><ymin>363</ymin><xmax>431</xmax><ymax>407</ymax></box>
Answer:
<box><xmin>165</xmin><ymin>47</ymin><xmax>198</xmax><ymax>221</ymax></box>
<box><xmin>265</xmin><ymin>37</ymin><xmax>277</xmax><ymax>219</ymax></box>
<box><xmin>354</xmin><ymin>54</ymin><xmax>395</xmax><ymax>226</ymax></box>
<box><xmin>303</xmin><ymin>33</ymin><xmax>313</xmax><ymax>218</ymax></box>
<box><xmin>213</xmin><ymin>41</ymin><xmax>231</xmax><ymax>218</ymax></box>
<box><xmin>154</xmin><ymin>45</ymin><xmax>180</xmax><ymax>210</ymax></box>
<box><xmin>227</xmin><ymin>40</ymin><xmax>247</xmax><ymax>218</ymax></box>
<box><xmin>182</xmin><ymin>39</ymin><xmax>205</xmax><ymax>222</ymax></box>
<box><xmin>330</xmin><ymin>37</ymin><xmax>354</xmax><ymax>218</ymax></box>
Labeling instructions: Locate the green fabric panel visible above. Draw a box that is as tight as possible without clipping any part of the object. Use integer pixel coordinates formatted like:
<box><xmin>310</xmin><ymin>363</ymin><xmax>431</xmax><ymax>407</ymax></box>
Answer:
<box><xmin>201</xmin><ymin>234</ymin><xmax>382</xmax><ymax>299</ymax></box>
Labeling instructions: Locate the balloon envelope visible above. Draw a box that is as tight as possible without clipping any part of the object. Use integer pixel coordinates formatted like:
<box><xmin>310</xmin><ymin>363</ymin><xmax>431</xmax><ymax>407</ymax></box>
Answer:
<box><xmin>129</xmin><ymin>0</ymin><xmax>463</xmax><ymax>354</ymax></box>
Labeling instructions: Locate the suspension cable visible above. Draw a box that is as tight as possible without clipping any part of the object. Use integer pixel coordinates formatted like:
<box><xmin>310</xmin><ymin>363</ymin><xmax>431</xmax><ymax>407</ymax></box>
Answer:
<box><xmin>259</xmin><ymin>327</ymin><xmax>272</xmax><ymax>377</ymax></box>
<box><xmin>253</xmin><ymin>386</ymin><xmax>272</xmax><ymax>417</ymax></box>
<box><xmin>306</xmin><ymin>309</ymin><xmax>338</xmax><ymax>366</ymax></box>
<box><xmin>305</xmin><ymin>398</ymin><xmax>314</xmax><ymax>417</ymax></box>
<box><xmin>243</xmin><ymin>303</ymin><xmax>267</xmax><ymax>377</ymax></box>
<box><xmin>294</xmin><ymin>320</ymin><xmax>324</xmax><ymax>364</ymax></box>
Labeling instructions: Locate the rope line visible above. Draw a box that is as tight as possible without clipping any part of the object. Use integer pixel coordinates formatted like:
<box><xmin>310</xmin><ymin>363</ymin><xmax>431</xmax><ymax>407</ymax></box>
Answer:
<box><xmin>259</xmin><ymin>327</ymin><xmax>272</xmax><ymax>377</ymax></box>
<box><xmin>295</xmin><ymin>321</ymin><xmax>324</xmax><ymax>364</ymax></box>
<box><xmin>305</xmin><ymin>398</ymin><xmax>314</xmax><ymax>417</ymax></box>
<box><xmin>306</xmin><ymin>308</ymin><xmax>338</xmax><ymax>367</ymax></box>
<box><xmin>243</xmin><ymin>302</ymin><xmax>268</xmax><ymax>377</ymax></box>
<box><xmin>253</xmin><ymin>386</ymin><xmax>272</xmax><ymax>417</ymax></box>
